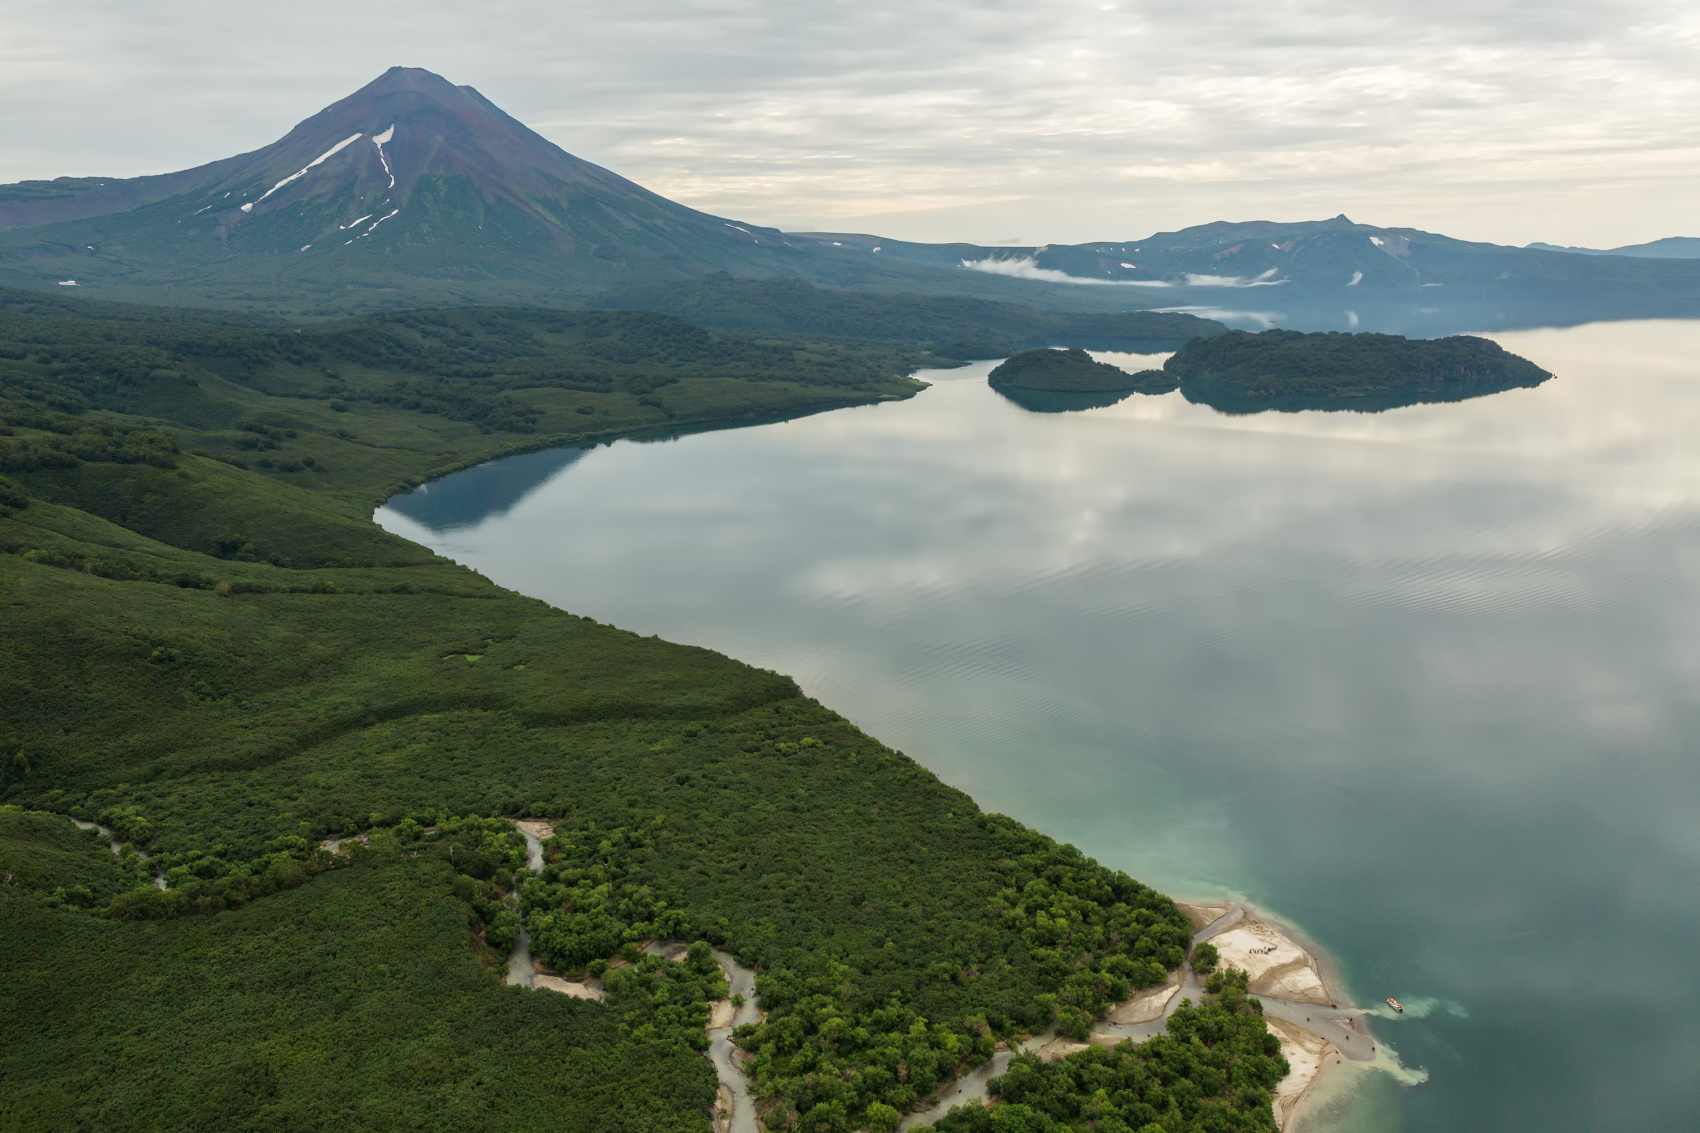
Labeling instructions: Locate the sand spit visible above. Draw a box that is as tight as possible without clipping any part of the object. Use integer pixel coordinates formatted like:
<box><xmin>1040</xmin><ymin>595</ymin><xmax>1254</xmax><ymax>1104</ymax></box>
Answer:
<box><xmin>1266</xmin><ymin>1017</ymin><xmax>1338</xmax><ymax>1128</ymax></box>
<box><xmin>532</xmin><ymin>974</ymin><xmax>605</xmax><ymax>1001</ymax></box>
<box><xmin>1205</xmin><ymin>914</ymin><xmax>1331</xmax><ymax>1006</ymax></box>
<box><xmin>1177</xmin><ymin>902</ymin><xmax>1378</xmax><ymax>1131</ymax></box>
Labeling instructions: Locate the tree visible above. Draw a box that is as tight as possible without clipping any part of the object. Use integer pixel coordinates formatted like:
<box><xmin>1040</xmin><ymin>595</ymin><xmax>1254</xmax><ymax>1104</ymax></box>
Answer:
<box><xmin>1191</xmin><ymin>941</ymin><xmax>1219</xmax><ymax>973</ymax></box>
<box><xmin>866</xmin><ymin>1101</ymin><xmax>902</xmax><ymax>1132</ymax></box>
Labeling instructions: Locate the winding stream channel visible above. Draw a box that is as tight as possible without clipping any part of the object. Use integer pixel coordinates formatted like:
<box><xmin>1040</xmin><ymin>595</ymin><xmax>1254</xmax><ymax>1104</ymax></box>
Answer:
<box><xmin>898</xmin><ymin>902</ymin><xmax>1378</xmax><ymax>1130</ymax></box>
<box><xmin>71</xmin><ymin>819</ymin><xmax>166</xmax><ymax>889</ymax></box>
<box><xmin>505</xmin><ymin>820</ymin><xmax>766</xmax><ymax>1132</ymax></box>
<box><xmin>510</xmin><ymin>820</ymin><xmax>1379</xmax><ymax>1133</ymax></box>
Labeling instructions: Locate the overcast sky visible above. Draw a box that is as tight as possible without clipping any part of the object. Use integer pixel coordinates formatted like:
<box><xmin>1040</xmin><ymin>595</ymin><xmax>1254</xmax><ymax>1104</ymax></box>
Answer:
<box><xmin>4</xmin><ymin>0</ymin><xmax>1697</xmax><ymax>247</ymax></box>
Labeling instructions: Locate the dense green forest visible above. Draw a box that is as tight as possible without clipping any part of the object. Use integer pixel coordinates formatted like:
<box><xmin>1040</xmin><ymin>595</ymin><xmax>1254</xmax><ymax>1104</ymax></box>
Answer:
<box><xmin>1161</xmin><ymin>329</ymin><xmax>1553</xmax><ymax>413</ymax></box>
<box><xmin>0</xmin><ymin>290</ymin><xmax>1281</xmax><ymax>1132</ymax></box>
<box><xmin>595</xmin><ymin>274</ymin><xmax>1225</xmax><ymax>359</ymax></box>
<box><xmin>923</xmin><ymin>973</ymin><xmax>1286</xmax><ymax>1133</ymax></box>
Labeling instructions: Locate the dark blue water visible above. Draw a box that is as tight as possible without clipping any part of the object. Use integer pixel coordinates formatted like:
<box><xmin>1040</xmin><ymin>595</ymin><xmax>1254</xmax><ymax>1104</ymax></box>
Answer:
<box><xmin>380</xmin><ymin>321</ymin><xmax>1700</xmax><ymax>1132</ymax></box>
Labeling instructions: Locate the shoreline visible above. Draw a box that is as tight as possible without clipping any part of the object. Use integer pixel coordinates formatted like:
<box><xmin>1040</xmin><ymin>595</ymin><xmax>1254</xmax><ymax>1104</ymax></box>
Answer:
<box><xmin>1179</xmin><ymin>901</ymin><xmax>1345</xmax><ymax>1131</ymax></box>
<box><xmin>1175</xmin><ymin>900</ymin><xmax>1416</xmax><ymax>1132</ymax></box>
<box><xmin>900</xmin><ymin>899</ymin><xmax>1379</xmax><ymax>1132</ymax></box>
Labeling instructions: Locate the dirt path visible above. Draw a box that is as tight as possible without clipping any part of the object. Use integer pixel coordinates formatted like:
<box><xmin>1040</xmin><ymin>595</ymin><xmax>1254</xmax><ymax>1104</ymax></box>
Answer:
<box><xmin>902</xmin><ymin>901</ymin><xmax>1378</xmax><ymax>1132</ymax></box>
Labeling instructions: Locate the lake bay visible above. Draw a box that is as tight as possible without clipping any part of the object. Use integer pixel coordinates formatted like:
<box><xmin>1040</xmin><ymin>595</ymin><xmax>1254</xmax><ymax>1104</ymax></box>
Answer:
<box><xmin>379</xmin><ymin>319</ymin><xmax>1700</xmax><ymax>1132</ymax></box>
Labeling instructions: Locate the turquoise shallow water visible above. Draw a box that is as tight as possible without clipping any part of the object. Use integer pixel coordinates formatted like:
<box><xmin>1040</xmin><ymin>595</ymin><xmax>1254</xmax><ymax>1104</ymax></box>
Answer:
<box><xmin>379</xmin><ymin>320</ymin><xmax>1700</xmax><ymax>1131</ymax></box>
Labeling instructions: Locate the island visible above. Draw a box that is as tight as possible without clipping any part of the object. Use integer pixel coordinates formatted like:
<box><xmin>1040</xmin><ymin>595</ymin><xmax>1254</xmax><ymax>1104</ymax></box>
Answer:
<box><xmin>986</xmin><ymin>348</ymin><xmax>1181</xmax><ymax>411</ymax></box>
<box><xmin>1161</xmin><ymin>329</ymin><xmax>1553</xmax><ymax>414</ymax></box>
<box><xmin>989</xmin><ymin>347</ymin><xmax>1164</xmax><ymax>393</ymax></box>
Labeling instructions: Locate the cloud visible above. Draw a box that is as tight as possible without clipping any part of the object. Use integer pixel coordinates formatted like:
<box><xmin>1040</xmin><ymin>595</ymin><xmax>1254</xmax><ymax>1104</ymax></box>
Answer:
<box><xmin>1153</xmin><ymin>306</ymin><xmax>1283</xmax><ymax>329</ymax></box>
<box><xmin>962</xmin><ymin>257</ymin><xmax>1294</xmax><ymax>288</ymax></box>
<box><xmin>1181</xmin><ymin>269</ymin><xmax>1288</xmax><ymax>288</ymax></box>
<box><xmin>2</xmin><ymin>0</ymin><xmax>1698</xmax><ymax>247</ymax></box>
<box><xmin>962</xmin><ymin>256</ymin><xmax>1173</xmax><ymax>286</ymax></box>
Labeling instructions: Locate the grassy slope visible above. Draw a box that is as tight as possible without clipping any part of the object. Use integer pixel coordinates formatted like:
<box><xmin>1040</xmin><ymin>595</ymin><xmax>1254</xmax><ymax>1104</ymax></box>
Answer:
<box><xmin>0</xmin><ymin>293</ymin><xmax>1276</xmax><ymax>1133</ymax></box>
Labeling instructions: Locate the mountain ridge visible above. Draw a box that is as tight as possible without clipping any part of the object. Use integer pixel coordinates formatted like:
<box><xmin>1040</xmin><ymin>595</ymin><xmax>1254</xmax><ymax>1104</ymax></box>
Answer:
<box><xmin>0</xmin><ymin>68</ymin><xmax>1150</xmax><ymax>315</ymax></box>
<box><xmin>3</xmin><ymin>67</ymin><xmax>1699</xmax><ymax>324</ymax></box>
<box><xmin>1526</xmin><ymin>236</ymin><xmax>1700</xmax><ymax>259</ymax></box>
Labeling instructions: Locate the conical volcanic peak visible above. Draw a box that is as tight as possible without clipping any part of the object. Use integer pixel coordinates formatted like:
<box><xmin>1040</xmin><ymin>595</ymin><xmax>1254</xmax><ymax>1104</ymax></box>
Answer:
<box><xmin>0</xmin><ymin>66</ymin><xmax>876</xmax><ymax>309</ymax></box>
<box><xmin>203</xmin><ymin>65</ymin><xmax>663</xmax><ymax>242</ymax></box>
<box><xmin>11</xmin><ymin>66</ymin><xmax>1690</xmax><ymax>318</ymax></box>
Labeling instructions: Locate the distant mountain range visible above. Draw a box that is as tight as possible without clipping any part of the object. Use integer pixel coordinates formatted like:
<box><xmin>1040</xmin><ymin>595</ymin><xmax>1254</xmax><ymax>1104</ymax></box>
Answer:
<box><xmin>3</xmin><ymin>67</ymin><xmax>1699</xmax><ymax>326</ymax></box>
<box><xmin>807</xmin><ymin>218</ymin><xmax>1700</xmax><ymax>309</ymax></box>
<box><xmin>1526</xmin><ymin>237</ymin><xmax>1700</xmax><ymax>259</ymax></box>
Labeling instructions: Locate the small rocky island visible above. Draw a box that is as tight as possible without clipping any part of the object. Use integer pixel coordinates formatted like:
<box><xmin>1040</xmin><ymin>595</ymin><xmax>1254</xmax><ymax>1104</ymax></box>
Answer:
<box><xmin>1163</xmin><ymin>329</ymin><xmax>1553</xmax><ymax>413</ymax></box>
<box><xmin>989</xmin><ymin>347</ymin><xmax>1175</xmax><ymax>393</ymax></box>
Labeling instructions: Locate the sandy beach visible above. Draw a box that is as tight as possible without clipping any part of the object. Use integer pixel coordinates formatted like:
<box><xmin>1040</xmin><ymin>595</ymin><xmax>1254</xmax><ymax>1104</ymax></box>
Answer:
<box><xmin>1174</xmin><ymin>902</ymin><xmax>1364</xmax><ymax>1131</ymax></box>
<box><xmin>1266</xmin><ymin>1017</ymin><xmax>1338</xmax><ymax>1128</ymax></box>
<box><xmin>1203</xmin><ymin>913</ymin><xmax>1331</xmax><ymax>1006</ymax></box>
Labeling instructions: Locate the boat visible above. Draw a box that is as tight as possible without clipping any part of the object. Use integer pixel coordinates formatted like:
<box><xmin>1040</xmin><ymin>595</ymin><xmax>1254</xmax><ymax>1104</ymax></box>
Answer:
<box><xmin>1386</xmin><ymin>998</ymin><xmax>1404</xmax><ymax>1013</ymax></box>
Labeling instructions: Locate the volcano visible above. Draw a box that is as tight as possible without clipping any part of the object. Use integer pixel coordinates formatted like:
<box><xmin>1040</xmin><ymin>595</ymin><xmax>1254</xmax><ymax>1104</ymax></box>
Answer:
<box><xmin>5</xmin><ymin>67</ymin><xmax>1699</xmax><ymax>324</ymax></box>
<box><xmin>0</xmin><ymin>67</ymin><xmax>1067</xmax><ymax>313</ymax></box>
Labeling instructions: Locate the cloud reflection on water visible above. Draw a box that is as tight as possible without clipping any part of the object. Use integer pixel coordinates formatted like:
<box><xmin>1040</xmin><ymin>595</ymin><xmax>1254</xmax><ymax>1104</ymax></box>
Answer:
<box><xmin>376</xmin><ymin>319</ymin><xmax>1700</xmax><ymax>1132</ymax></box>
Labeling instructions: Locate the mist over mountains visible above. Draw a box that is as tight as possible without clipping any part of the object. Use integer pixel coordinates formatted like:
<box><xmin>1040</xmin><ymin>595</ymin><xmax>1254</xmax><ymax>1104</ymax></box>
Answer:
<box><xmin>3</xmin><ymin>66</ymin><xmax>1698</xmax><ymax>330</ymax></box>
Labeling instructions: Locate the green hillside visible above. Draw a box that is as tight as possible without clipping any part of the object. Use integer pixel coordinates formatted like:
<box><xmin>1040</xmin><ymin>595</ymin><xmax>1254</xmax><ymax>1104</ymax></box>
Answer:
<box><xmin>595</xmin><ymin>274</ymin><xmax>1224</xmax><ymax>357</ymax></box>
<box><xmin>0</xmin><ymin>292</ymin><xmax>1282</xmax><ymax>1132</ymax></box>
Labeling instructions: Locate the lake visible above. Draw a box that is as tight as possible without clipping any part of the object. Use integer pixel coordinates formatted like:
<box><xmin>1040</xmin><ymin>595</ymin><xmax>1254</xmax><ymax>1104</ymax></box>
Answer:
<box><xmin>378</xmin><ymin>319</ymin><xmax>1700</xmax><ymax>1132</ymax></box>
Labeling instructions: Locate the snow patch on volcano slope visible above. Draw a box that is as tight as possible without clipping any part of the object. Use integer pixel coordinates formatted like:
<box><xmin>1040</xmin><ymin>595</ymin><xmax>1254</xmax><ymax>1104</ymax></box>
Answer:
<box><xmin>248</xmin><ymin>132</ymin><xmax>364</xmax><ymax>209</ymax></box>
<box><xmin>355</xmin><ymin>208</ymin><xmax>400</xmax><ymax>239</ymax></box>
<box><xmin>371</xmin><ymin>125</ymin><xmax>396</xmax><ymax>189</ymax></box>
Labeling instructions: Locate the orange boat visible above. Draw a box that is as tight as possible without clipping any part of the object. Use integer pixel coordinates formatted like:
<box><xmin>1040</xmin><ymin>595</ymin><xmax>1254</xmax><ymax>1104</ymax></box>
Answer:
<box><xmin>1386</xmin><ymin>998</ymin><xmax>1404</xmax><ymax>1013</ymax></box>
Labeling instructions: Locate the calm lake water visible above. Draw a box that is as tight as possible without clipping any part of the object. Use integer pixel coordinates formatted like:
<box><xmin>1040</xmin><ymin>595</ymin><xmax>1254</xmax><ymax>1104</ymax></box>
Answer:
<box><xmin>378</xmin><ymin>320</ymin><xmax>1700</xmax><ymax>1132</ymax></box>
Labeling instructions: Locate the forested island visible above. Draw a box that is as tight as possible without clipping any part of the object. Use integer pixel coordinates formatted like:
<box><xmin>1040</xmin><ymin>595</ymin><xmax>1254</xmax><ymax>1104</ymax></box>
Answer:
<box><xmin>0</xmin><ymin>289</ymin><xmax>1290</xmax><ymax>1132</ymax></box>
<box><xmin>990</xmin><ymin>348</ymin><xmax>1163</xmax><ymax>393</ymax></box>
<box><xmin>1162</xmin><ymin>329</ymin><xmax>1553</xmax><ymax>413</ymax></box>
<box><xmin>985</xmin><ymin>348</ymin><xmax>1175</xmax><ymax>413</ymax></box>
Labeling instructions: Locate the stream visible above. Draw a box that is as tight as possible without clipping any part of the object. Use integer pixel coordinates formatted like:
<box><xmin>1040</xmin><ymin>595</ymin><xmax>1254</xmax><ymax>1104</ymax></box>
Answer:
<box><xmin>901</xmin><ymin>902</ymin><xmax>1375</xmax><ymax>1129</ymax></box>
<box><xmin>72</xmin><ymin>819</ymin><xmax>166</xmax><ymax>889</ymax></box>
<box><xmin>506</xmin><ymin>820</ymin><xmax>765</xmax><ymax>1131</ymax></box>
<box><xmin>503</xmin><ymin>820</ymin><xmax>1372</xmax><ymax>1131</ymax></box>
